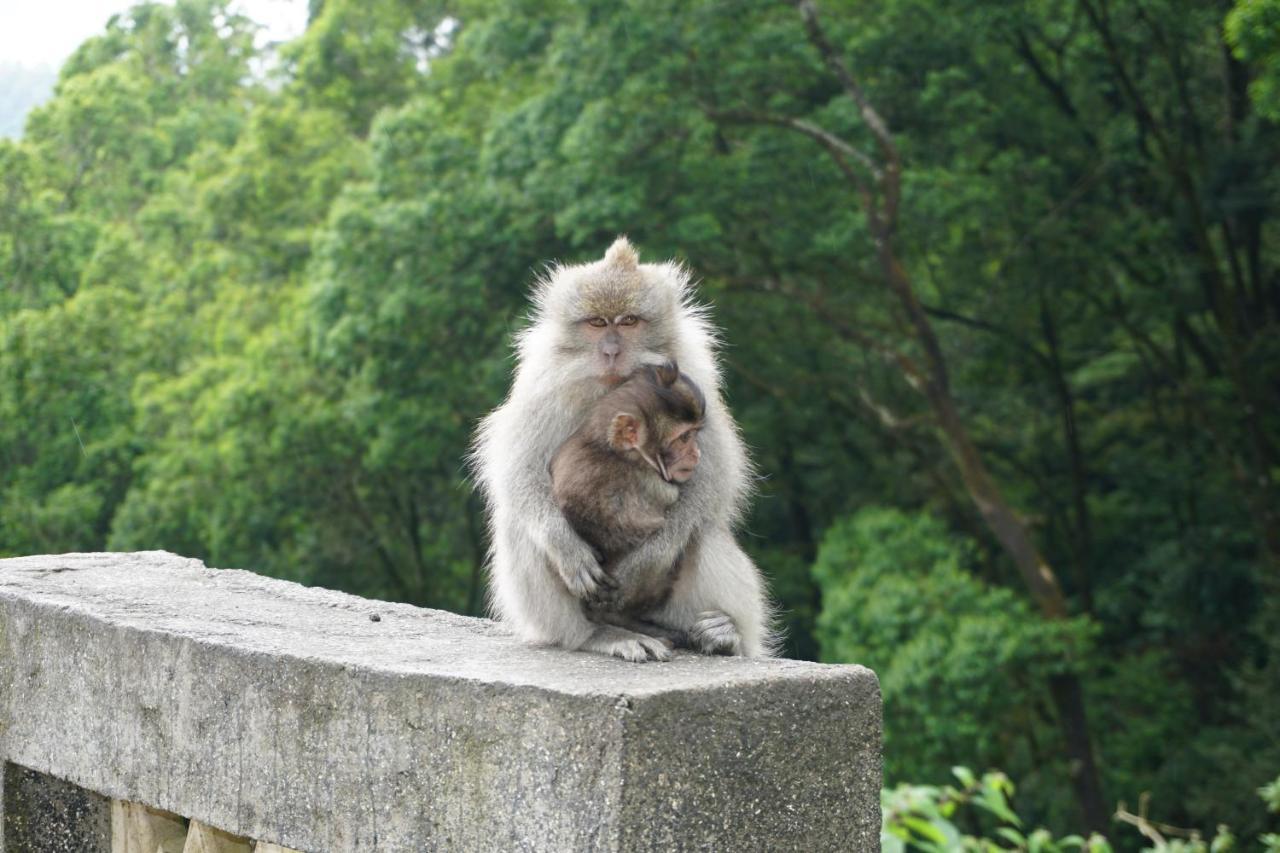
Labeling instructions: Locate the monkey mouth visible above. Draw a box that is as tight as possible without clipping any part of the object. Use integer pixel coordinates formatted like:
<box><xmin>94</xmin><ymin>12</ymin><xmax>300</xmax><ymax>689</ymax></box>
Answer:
<box><xmin>668</xmin><ymin>466</ymin><xmax>697</xmax><ymax>483</ymax></box>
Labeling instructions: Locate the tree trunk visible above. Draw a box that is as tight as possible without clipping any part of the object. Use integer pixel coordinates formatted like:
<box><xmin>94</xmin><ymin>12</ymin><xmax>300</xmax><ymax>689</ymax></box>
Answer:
<box><xmin>876</xmin><ymin>234</ymin><xmax>1110</xmax><ymax>834</ymax></box>
<box><xmin>711</xmin><ymin>0</ymin><xmax>1114</xmax><ymax>831</ymax></box>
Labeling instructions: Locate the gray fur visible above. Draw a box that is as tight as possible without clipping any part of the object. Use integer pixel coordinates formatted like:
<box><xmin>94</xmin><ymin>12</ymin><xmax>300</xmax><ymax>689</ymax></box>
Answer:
<box><xmin>471</xmin><ymin>237</ymin><xmax>774</xmax><ymax>660</ymax></box>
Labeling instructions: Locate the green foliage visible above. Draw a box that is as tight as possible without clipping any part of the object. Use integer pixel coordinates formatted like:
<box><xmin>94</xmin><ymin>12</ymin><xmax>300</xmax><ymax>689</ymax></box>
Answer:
<box><xmin>283</xmin><ymin>0</ymin><xmax>449</xmax><ymax>133</ymax></box>
<box><xmin>884</xmin><ymin>768</ymin><xmax>1280</xmax><ymax>853</ymax></box>
<box><xmin>814</xmin><ymin>508</ymin><xmax>1096</xmax><ymax>827</ymax></box>
<box><xmin>1112</xmin><ymin>772</ymin><xmax>1280</xmax><ymax>853</ymax></box>
<box><xmin>883</xmin><ymin>768</ymin><xmax>1111</xmax><ymax>853</ymax></box>
<box><xmin>1261</xmin><ymin>777</ymin><xmax>1280</xmax><ymax>815</ymax></box>
<box><xmin>1227</xmin><ymin>0</ymin><xmax>1280</xmax><ymax>119</ymax></box>
<box><xmin>0</xmin><ymin>288</ymin><xmax>143</xmax><ymax>554</ymax></box>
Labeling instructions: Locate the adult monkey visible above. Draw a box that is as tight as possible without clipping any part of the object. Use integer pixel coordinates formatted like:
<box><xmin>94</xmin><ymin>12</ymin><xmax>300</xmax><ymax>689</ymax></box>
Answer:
<box><xmin>472</xmin><ymin>237</ymin><xmax>772</xmax><ymax>662</ymax></box>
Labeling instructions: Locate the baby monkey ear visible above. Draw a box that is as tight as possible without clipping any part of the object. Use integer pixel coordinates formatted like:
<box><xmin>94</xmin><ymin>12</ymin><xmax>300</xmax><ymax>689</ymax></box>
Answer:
<box><xmin>653</xmin><ymin>359</ymin><xmax>679</xmax><ymax>387</ymax></box>
<box><xmin>608</xmin><ymin>412</ymin><xmax>645</xmax><ymax>451</ymax></box>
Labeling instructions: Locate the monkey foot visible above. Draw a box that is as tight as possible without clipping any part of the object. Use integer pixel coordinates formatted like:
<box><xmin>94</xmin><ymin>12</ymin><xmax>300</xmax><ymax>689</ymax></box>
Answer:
<box><xmin>582</xmin><ymin>625</ymin><xmax>672</xmax><ymax>663</ymax></box>
<box><xmin>689</xmin><ymin>610</ymin><xmax>742</xmax><ymax>656</ymax></box>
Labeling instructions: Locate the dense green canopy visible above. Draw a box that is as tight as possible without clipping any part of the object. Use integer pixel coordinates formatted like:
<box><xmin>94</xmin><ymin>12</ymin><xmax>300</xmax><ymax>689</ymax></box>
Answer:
<box><xmin>2</xmin><ymin>0</ymin><xmax>1277</xmax><ymax>846</ymax></box>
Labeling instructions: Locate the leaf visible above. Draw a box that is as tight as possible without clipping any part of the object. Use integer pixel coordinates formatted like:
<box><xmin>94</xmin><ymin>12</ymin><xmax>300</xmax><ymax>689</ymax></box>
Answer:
<box><xmin>1085</xmin><ymin>834</ymin><xmax>1114</xmax><ymax>853</ymax></box>
<box><xmin>995</xmin><ymin>826</ymin><xmax>1027</xmax><ymax>846</ymax></box>
<box><xmin>974</xmin><ymin>776</ymin><xmax>1021</xmax><ymax>827</ymax></box>
<box><xmin>1259</xmin><ymin>775</ymin><xmax>1280</xmax><ymax>813</ymax></box>
<box><xmin>902</xmin><ymin>816</ymin><xmax>948</xmax><ymax>845</ymax></box>
<box><xmin>881</xmin><ymin>831</ymin><xmax>907</xmax><ymax>853</ymax></box>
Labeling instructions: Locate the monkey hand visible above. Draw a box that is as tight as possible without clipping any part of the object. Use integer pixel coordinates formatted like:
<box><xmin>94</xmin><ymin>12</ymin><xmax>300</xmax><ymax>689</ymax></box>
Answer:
<box><xmin>557</xmin><ymin>547</ymin><xmax>618</xmax><ymax>601</ymax></box>
<box><xmin>585</xmin><ymin>582</ymin><xmax>623</xmax><ymax>609</ymax></box>
<box><xmin>689</xmin><ymin>610</ymin><xmax>743</xmax><ymax>656</ymax></box>
<box><xmin>582</xmin><ymin>555</ymin><xmax>625</xmax><ymax>608</ymax></box>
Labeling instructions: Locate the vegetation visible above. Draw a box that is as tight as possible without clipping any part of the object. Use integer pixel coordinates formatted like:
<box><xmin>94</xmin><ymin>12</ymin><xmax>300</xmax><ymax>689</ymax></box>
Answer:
<box><xmin>1</xmin><ymin>0</ymin><xmax>1277</xmax><ymax>847</ymax></box>
<box><xmin>884</xmin><ymin>768</ymin><xmax>1280</xmax><ymax>852</ymax></box>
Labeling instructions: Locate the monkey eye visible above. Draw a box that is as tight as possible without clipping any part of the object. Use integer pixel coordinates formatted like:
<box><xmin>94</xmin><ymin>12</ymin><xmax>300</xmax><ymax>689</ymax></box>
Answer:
<box><xmin>586</xmin><ymin>317</ymin><xmax>607</xmax><ymax>328</ymax></box>
<box><xmin>617</xmin><ymin>315</ymin><xmax>639</xmax><ymax>327</ymax></box>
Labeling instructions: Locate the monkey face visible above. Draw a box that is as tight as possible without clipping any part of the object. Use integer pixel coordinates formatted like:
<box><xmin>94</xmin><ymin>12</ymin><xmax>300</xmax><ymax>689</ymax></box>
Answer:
<box><xmin>662</xmin><ymin>422</ymin><xmax>702</xmax><ymax>483</ymax></box>
<box><xmin>536</xmin><ymin>237</ymin><xmax>678</xmax><ymax>384</ymax></box>
<box><xmin>580</xmin><ymin>313</ymin><xmax>650</xmax><ymax>385</ymax></box>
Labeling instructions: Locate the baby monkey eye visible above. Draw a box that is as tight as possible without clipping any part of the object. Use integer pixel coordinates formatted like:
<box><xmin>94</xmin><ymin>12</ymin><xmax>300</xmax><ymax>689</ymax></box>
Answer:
<box><xmin>674</xmin><ymin>428</ymin><xmax>698</xmax><ymax>445</ymax></box>
<box><xmin>617</xmin><ymin>315</ymin><xmax>639</xmax><ymax>326</ymax></box>
<box><xmin>586</xmin><ymin>317</ymin><xmax>607</xmax><ymax>328</ymax></box>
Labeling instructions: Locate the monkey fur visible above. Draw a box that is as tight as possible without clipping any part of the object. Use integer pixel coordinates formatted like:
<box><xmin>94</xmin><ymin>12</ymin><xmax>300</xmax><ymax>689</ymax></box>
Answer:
<box><xmin>471</xmin><ymin>237</ymin><xmax>773</xmax><ymax>662</ymax></box>
<box><xmin>549</xmin><ymin>361</ymin><xmax>705</xmax><ymax>626</ymax></box>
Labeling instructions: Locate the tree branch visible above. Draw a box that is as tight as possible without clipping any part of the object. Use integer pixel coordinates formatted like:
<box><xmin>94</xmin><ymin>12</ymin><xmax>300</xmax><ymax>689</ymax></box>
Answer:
<box><xmin>922</xmin><ymin>304</ymin><xmax>1052</xmax><ymax>369</ymax></box>
<box><xmin>703</xmin><ymin>105</ymin><xmax>879</xmax><ymax>188</ymax></box>
<box><xmin>793</xmin><ymin>0</ymin><xmax>901</xmax><ymax>223</ymax></box>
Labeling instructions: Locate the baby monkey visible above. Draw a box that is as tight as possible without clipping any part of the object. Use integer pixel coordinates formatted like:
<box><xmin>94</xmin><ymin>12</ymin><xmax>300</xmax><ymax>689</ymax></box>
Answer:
<box><xmin>549</xmin><ymin>361</ymin><xmax>704</xmax><ymax>643</ymax></box>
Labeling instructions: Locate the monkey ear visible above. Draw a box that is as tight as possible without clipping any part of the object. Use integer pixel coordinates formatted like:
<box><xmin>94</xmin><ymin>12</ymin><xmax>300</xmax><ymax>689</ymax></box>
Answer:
<box><xmin>609</xmin><ymin>413</ymin><xmax>644</xmax><ymax>451</ymax></box>
<box><xmin>654</xmin><ymin>359</ymin><xmax>679</xmax><ymax>387</ymax></box>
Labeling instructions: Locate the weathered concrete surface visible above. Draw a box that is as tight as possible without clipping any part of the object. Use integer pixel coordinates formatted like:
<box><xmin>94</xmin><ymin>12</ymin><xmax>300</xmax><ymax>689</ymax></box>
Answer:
<box><xmin>3</xmin><ymin>763</ymin><xmax>111</xmax><ymax>852</ymax></box>
<box><xmin>0</xmin><ymin>552</ymin><xmax>881</xmax><ymax>852</ymax></box>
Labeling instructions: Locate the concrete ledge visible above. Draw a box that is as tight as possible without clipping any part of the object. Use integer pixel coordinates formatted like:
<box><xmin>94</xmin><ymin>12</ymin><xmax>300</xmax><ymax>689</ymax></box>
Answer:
<box><xmin>0</xmin><ymin>552</ymin><xmax>881</xmax><ymax>851</ymax></box>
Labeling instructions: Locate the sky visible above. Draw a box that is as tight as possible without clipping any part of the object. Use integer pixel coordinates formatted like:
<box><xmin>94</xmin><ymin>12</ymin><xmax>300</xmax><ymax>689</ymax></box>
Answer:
<box><xmin>0</xmin><ymin>0</ymin><xmax>308</xmax><ymax>68</ymax></box>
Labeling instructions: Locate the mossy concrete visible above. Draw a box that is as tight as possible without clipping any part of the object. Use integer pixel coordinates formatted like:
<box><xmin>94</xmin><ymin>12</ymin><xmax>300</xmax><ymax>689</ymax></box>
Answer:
<box><xmin>0</xmin><ymin>552</ymin><xmax>881</xmax><ymax>852</ymax></box>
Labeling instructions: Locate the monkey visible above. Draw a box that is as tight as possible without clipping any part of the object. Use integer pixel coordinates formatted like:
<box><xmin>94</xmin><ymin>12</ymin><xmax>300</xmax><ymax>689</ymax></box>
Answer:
<box><xmin>549</xmin><ymin>360</ymin><xmax>704</xmax><ymax>566</ymax></box>
<box><xmin>471</xmin><ymin>236</ymin><xmax>772</xmax><ymax>662</ymax></box>
<box><xmin>548</xmin><ymin>361</ymin><xmax>705</xmax><ymax>641</ymax></box>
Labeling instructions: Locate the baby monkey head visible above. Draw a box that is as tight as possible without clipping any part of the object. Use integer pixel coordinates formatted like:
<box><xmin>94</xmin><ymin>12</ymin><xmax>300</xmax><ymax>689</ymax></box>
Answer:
<box><xmin>606</xmin><ymin>360</ymin><xmax>705</xmax><ymax>484</ymax></box>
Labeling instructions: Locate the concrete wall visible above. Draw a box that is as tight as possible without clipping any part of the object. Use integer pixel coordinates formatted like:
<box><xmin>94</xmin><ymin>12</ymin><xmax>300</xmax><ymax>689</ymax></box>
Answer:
<box><xmin>0</xmin><ymin>552</ymin><xmax>881</xmax><ymax>852</ymax></box>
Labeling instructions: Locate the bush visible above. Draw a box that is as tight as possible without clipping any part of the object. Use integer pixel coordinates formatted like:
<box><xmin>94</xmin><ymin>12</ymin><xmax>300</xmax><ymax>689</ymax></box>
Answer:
<box><xmin>813</xmin><ymin>507</ymin><xmax>1094</xmax><ymax>827</ymax></box>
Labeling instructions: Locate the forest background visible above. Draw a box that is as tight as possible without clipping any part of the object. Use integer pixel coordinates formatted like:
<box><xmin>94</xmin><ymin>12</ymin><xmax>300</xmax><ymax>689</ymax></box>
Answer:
<box><xmin>2</xmin><ymin>0</ymin><xmax>1278</xmax><ymax>848</ymax></box>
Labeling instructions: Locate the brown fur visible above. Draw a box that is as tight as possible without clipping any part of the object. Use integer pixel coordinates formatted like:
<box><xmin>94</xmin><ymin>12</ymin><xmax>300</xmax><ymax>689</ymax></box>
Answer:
<box><xmin>549</xmin><ymin>362</ymin><xmax>705</xmax><ymax>616</ymax></box>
